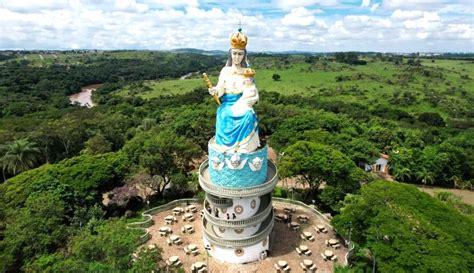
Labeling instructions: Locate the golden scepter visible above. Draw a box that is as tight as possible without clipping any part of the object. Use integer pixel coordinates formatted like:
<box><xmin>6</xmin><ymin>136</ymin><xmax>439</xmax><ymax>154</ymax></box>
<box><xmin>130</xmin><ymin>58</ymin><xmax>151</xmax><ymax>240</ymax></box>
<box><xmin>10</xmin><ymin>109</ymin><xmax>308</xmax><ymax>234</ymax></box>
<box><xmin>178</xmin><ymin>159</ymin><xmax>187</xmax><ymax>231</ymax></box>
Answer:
<box><xmin>202</xmin><ymin>73</ymin><xmax>221</xmax><ymax>105</ymax></box>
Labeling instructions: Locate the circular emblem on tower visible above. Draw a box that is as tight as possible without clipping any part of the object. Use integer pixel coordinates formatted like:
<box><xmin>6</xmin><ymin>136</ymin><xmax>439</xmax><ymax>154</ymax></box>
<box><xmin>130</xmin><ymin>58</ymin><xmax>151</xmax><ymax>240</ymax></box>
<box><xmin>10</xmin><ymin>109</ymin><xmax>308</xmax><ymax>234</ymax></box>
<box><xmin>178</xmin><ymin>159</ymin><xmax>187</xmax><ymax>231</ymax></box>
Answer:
<box><xmin>234</xmin><ymin>247</ymin><xmax>245</xmax><ymax>257</ymax></box>
<box><xmin>234</xmin><ymin>205</ymin><xmax>244</xmax><ymax>215</ymax></box>
<box><xmin>250</xmin><ymin>199</ymin><xmax>256</xmax><ymax>209</ymax></box>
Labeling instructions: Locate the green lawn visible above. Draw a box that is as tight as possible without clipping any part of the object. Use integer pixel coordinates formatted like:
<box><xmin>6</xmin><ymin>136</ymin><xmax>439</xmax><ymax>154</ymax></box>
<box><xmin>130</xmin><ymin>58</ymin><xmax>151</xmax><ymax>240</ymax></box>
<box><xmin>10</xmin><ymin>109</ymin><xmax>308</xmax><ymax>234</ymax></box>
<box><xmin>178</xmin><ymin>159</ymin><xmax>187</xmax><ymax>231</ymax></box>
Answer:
<box><xmin>7</xmin><ymin>51</ymin><xmax>165</xmax><ymax>67</ymax></box>
<box><xmin>116</xmin><ymin>78</ymin><xmax>206</xmax><ymax>99</ymax></box>
<box><xmin>114</xmin><ymin>58</ymin><xmax>473</xmax><ymax>118</ymax></box>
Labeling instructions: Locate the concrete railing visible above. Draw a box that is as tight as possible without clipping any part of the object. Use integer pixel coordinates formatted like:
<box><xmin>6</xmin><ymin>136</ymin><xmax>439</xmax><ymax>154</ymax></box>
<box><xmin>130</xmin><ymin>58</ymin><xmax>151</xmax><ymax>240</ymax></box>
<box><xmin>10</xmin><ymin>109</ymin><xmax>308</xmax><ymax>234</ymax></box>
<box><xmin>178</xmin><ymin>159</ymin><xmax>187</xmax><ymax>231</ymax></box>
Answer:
<box><xmin>272</xmin><ymin>198</ymin><xmax>332</xmax><ymax>225</ymax></box>
<box><xmin>199</xmin><ymin>160</ymin><xmax>278</xmax><ymax>198</ymax></box>
<box><xmin>127</xmin><ymin>197</ymin><xmax>353</xmax><ymax>265</ymax></box>
<box><xmin>203</xmin><ymin>196</ymin><xmax>273</xmax><ymax>228</ymax></box>
<box><xmin>126</xmin><ymin>198</ymin><xmax>200</xmax><ymax>243</ymax></box>
<box><xmin>202</xmin><ymin>210</ymin><xmax>274</xmax><ymax>248</ymax></box>
<box><xmin>205</xmin><ymin>193</ymin><xmax>233</xmax><ymax>208</ymax></box>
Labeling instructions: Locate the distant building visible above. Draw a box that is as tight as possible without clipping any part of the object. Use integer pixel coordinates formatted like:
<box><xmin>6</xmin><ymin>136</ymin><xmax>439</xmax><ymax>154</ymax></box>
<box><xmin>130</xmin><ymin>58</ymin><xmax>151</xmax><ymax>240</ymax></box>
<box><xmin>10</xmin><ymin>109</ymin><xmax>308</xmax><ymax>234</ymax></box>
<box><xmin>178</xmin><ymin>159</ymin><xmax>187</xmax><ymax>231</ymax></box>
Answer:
<box><xmin>365</xmin><ymin>154</ymin><xmax>389</xmax><ymax>174</ymax></box>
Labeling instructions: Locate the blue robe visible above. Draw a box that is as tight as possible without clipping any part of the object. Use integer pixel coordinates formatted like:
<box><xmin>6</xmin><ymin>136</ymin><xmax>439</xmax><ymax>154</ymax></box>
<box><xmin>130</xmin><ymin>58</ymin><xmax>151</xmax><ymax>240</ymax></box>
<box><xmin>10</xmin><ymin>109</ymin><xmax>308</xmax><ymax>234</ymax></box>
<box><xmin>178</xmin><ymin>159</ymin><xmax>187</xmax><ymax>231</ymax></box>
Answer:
<box><xmin>215</xmin><ymin>93</ymin><xmax>258</xmax><ymax>147</ymax></box>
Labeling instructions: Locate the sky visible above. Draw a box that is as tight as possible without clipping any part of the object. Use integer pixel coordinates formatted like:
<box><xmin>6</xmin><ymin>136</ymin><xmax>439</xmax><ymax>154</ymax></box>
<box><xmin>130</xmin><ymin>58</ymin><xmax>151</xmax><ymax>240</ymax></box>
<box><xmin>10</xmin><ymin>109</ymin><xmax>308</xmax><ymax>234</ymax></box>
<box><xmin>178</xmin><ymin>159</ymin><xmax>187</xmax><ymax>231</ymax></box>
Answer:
<box><xmin>0</xmin><ymin>0</ymin><xmax>473</xmax><ymax>52</ymax></box>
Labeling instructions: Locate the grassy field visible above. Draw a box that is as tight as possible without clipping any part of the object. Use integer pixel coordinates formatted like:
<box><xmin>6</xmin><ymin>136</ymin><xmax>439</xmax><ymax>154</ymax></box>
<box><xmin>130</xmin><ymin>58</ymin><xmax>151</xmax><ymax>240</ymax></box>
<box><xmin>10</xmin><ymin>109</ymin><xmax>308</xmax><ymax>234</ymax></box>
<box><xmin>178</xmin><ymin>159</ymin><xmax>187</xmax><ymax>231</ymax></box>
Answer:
<box><xmin>115</xmin><ymin>58</ymin><xmax>474</xmax><ymax>118</ymax></box>
<box><xmin>3</xmin><ymin>50</ymin><xmax>171</xmax><ymax>67</ymax></box>
<box><xmin>116</xmin><ymin>78</ymin><xmax>206</xmax><ymax>98</ymax></box>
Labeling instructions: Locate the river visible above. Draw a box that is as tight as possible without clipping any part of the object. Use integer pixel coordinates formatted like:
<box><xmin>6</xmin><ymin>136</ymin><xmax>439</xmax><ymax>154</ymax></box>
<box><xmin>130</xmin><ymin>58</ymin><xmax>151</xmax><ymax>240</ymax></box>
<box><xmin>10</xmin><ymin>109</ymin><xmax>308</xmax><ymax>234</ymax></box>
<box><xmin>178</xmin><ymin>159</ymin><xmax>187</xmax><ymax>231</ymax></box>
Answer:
<box><xmin>69</xmin><ymin>84</ymin><xmax>102</xmax><ymax>108</ymax></box>
<box><xmin>180</xmin><ymin>71</ymin><xmax>198</xmax><ymax>80</ymax></box>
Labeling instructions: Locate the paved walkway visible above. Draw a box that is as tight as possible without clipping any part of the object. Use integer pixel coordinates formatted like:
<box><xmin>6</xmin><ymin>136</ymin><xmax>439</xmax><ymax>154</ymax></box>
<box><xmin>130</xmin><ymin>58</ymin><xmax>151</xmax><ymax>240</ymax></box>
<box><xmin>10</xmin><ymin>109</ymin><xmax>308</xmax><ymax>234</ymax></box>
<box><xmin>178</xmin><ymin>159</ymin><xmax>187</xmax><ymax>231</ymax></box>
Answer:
<box><xmin>143</xmin><ymin>202</ymin><xmax>348</xmax><ymax>272</ymax></box>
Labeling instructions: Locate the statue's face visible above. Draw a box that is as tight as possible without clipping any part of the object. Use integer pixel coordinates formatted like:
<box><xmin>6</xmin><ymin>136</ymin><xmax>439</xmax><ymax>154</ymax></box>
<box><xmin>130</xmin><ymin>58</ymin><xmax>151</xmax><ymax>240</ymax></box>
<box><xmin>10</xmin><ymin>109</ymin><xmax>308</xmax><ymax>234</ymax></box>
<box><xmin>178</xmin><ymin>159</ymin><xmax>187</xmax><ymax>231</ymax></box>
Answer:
<box><xmin>231</xmin><ymin>49</ymin><xmax>245</xmax><ymax>66</ymax></box>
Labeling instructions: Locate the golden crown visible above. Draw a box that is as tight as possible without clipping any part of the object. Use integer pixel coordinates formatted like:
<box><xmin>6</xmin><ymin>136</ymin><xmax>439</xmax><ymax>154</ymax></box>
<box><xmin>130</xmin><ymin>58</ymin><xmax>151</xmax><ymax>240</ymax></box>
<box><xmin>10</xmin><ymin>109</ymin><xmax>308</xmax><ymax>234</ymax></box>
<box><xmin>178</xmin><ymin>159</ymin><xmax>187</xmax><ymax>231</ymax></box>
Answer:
<box><xmin>230</xmin><ymin>31</ymin><xmax>248</xmax><ymax>49</ymax></box>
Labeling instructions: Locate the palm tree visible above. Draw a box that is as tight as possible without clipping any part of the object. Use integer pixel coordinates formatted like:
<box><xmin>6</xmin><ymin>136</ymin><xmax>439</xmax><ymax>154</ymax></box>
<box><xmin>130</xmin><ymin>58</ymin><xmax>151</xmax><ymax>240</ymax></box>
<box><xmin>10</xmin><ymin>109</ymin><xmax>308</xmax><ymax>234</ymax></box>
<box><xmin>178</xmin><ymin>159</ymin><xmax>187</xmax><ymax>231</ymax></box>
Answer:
<box><xmin>392</xmin><ymin>167</ymin><xmax>412</xmax><ymax>182</ymax></box>
<box><xmin>416</xmin><ymin>168</ymin><xmax>435</xmax><ymax>188</ymax></box>
<box><xmin>1</xmin><ymin>138</ymin><xmax>41</xmax><ymax>181</ymax></box>
<box><xmin>452</xmin><ymin>176</ymin><xmax>472</xmax><ymax>198</ymax></box>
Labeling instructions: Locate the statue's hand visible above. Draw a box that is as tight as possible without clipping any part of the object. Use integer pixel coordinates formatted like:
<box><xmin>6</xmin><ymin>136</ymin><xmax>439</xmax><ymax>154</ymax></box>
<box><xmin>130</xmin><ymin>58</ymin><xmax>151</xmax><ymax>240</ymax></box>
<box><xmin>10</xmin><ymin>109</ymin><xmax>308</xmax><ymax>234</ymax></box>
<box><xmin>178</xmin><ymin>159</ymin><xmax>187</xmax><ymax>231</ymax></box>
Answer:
<box><xmin>247</xmin><ymin>98</ymin><xmax>257</xmax><ymax>107</ymax></box>
<box><xmin>208</xmin><ymin>87</ymin><xmax>217</xmax><ymax>96</ymax></box>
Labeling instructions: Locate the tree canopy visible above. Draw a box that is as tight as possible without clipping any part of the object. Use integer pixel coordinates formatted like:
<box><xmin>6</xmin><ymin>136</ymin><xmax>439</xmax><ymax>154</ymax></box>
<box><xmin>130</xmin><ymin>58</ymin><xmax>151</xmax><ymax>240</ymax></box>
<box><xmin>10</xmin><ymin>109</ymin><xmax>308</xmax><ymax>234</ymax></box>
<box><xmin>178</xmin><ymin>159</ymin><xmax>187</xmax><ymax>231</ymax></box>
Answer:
<box><xmin>332</xmin><ymin>181</ymin><xmax>474</xmax><ymax>272</ymax></box>
<box><xmin>279</xmin><ymin>141</ymin><xmax>365</xmax><ymax>211</ymax></box>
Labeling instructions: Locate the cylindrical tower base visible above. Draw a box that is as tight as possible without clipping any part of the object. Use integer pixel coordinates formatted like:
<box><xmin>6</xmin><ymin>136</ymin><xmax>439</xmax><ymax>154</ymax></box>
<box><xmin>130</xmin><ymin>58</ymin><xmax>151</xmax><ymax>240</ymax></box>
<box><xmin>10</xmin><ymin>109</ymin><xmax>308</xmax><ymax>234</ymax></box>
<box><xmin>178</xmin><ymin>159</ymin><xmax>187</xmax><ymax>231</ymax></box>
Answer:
<box><xmin>203</xmin><ymin>235</ymin><xmax>269</xmax><ymax>264</ymax></box>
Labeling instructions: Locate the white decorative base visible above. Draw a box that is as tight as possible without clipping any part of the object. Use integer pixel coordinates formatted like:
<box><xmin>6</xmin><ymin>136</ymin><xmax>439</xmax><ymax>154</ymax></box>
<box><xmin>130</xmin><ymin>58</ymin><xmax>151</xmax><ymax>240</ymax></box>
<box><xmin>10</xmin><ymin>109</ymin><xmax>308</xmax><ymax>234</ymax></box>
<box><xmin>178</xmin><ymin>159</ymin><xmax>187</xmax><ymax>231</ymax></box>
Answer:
<box><xmin>203</xmin><ymin>236</ymin><xmax>269</xmax><ymax>264</ymax></box>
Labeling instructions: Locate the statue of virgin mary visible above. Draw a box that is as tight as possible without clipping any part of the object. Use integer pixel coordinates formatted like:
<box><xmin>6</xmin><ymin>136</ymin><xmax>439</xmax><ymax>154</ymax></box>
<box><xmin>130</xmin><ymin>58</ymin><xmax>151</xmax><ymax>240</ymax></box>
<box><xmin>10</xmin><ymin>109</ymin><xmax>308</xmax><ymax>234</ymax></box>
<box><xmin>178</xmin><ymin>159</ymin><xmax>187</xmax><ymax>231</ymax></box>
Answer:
<box><xmin>208</xmin><ymin>29</ymin><xmax>260</xmax><ymax>153</ymax></box>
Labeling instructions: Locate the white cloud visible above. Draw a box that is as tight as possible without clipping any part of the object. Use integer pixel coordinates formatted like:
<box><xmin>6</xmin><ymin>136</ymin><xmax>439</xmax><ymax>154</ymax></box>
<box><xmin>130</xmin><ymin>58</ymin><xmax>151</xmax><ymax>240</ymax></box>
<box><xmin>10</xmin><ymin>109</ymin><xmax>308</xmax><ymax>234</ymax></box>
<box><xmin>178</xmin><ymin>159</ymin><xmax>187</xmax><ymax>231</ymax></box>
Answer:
<box><xmin>0</xmin><ymin>0</ymin><xmax>70</xmax><ymax>12</ymax></box>
<box><xmin>382</xmin><ymin>0</ymin><xmax>445</xmax><ymax>11</ymax></box>
<box><xmin>403</xmin><ymin>12</ymin><xmax>441</xmax><ymax>31</ymax></box>
<box><xmin>443</xmin><ymin>23</ymin><xmax>473</xmax><ymax>40</ymax></box>
<box><xmin>416</xmin><ymin>32</ymin><xmax>429</xmax><ymax>39</ymax></box>
<box><xmin>0</xmin><ymin>1</ymin><xmax>472</xmax><ymax>52</ymax></box>
<box><xmin>370</xmin><ymin>3</ymin><xmax>379</xmax><ymax>12</ymax></box>
<box><xmin>114</xmin><ymin>0</ymin><xmax>149</xmax><ymax>12</ymax></box>
<box><xmin>438</xmin><ymin>2</ymin><xmax>474</xmax><ymax>15</ymax></box>
<box><xmin>281</xmin><ymin>7</ymin><xmax>326</xmax><ymax>27</ymax></box>
<box><xmin>274</xmin><ymin>0</ymin><xmax>338</xmax><ymax>10</ymax></box>
<box><xmin>149</xmin><ymin>0</ymin><xmax>199</xmax><ymax>8</ymax></box>
<box><xmin>361</xmin><ymin>0</ymin><xmax>370</xmax><ymax>8</ymax></box>
<box><xmin>391</xmin><ymin>9</ymin><xmax>424</xmax><ymax>20</ymax></box>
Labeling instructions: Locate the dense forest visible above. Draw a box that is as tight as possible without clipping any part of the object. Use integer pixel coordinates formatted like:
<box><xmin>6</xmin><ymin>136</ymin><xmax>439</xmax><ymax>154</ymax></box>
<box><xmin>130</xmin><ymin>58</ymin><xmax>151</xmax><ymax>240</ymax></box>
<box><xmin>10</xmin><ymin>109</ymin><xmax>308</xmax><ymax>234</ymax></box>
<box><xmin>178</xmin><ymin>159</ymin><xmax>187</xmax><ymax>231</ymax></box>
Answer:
<box><xmin>0</xmin><ymin>51</ymin><xmax>473</xmax><ymax>272</ymax></box>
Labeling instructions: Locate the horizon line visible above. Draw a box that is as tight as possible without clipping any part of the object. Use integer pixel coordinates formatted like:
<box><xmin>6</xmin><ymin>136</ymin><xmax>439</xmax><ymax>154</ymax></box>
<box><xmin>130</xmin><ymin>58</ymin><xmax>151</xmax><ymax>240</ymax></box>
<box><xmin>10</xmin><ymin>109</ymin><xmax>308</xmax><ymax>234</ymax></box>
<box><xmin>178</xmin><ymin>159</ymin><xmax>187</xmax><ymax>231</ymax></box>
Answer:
<box><xmin>1</xmin><ymin>48</ymin><xmax>473</xmax><ymax>54</ymax></box>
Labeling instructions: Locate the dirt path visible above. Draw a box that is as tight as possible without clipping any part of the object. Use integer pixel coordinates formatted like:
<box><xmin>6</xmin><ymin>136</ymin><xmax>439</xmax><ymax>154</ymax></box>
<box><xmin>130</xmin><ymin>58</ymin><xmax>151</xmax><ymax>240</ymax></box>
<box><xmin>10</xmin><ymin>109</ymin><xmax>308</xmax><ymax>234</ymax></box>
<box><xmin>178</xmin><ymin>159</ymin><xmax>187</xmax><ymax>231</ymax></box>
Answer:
<box><xmin>415</xmin><ymin>185</ymin><xmax>474</xmax><ymax>205</ymax></box>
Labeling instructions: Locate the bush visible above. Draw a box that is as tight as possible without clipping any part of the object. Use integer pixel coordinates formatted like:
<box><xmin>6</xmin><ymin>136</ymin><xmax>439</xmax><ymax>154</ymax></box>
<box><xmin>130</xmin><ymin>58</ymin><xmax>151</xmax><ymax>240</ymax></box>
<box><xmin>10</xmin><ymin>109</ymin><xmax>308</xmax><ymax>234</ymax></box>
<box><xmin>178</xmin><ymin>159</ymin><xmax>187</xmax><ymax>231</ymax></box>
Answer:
<box><xmin>418</xmin><ymin>112</ymin><xmax>445</xmax><ymax>127</ymax></box>
<box><xmin>272</xmin><ymin>186</ymin><xmax>288</xmax><ymax>198</ymax></box>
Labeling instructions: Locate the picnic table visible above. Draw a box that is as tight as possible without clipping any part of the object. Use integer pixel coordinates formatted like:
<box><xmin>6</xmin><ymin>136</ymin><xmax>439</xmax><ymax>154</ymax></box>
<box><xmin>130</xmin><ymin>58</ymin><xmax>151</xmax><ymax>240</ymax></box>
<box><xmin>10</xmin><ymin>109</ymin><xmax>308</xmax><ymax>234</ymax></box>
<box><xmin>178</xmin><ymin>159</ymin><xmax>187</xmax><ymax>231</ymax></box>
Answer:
<box><xmin>284</xmin><ymin>207</ymin><xmax>295</xmax><ymax>213</ymax></box>
<box><xmin>159</xmin><ymin>226</ymin><xmax>171</xmax><ymax>236</ymax></box>
<box><xmin>172</xmin><ymin>207</ymin><xmax>184</xmax><ymax>215</ymax></box>
<box><xmin>187</xmin><ymin>205</ymin><xmax>197</xmax><ymax>213</ymax></box>
<box><xmin>191</xmin><ymin>261</ymin><xmax>207</xmax><ymax>273</ymax></box>
<box><xmin>183</xmin><ymin>212</ymin><xmax>195</xmax><ymax>222</ymax></box>
<box><xmin>274</xmin><ymin>260</ymin><xmax>290</xmax><ymax>272</ymax></box>
<box><xmin>300</xmin><ymin>259</ymin><xmax>317</xmax><ymax>272</ymax></box>
<box><xmin>193</xmin><ymin>262</ymin><xmax>205</xmax><ymax>268</ymax></box>
<box><xmin>329</xmin><ymin>239</ymin><xmax>339</xmax><ymax>245</ymax></box>
<box><xmin>315</xmin><ymin>224</ymin><xmax>328</xmax><ymax>233</ymax></box>
<box><xmin>301</xmin><ymin>231</ymin><xmax>315</xmax><ymax>241</ymax></box>
<box><xmin>290</xmin><ymin>221</ymin><xmax>300</xmax><ymax>231</ymax></box>
<box><xmin>185</xmin><ymin>224</ymin><xmax>194</xmax><ymax>232</ymax></box>
<box><xmin>324</xmin><ymin>250</ymin><xmax>334</xmax><ymax>258</ymax></box>
<box><xmin>185</xmin><ymin>243</ymin><xmax>199</xmax><ymax>256</ymax></box>
<box><xmin>298</xmin><ymin>214</ymin><xmax>309</xmax><ymax>222</ymax></box>
<box><xmin>165</xmin><ymin>215</ymin><xmax>177</xmax><ymax>224</ymax></box>
<box><xmin>168</xmin><ymin>255</ymin><xmax>181</xmax><ymax>266</ymax></box>
<box><xmin>277</xmin><ymin>260</ymin><xmax>288</xmax><ymax>268</ymax></box>
<box><xmin>170</xmin><ymin>234</ymin><xmax>182</xmax><ymax>244</ymax></box>
<box><xmin>296</xmin><ymin>244</ymin><xmax>312</xmax><ymax>256</ymax></box>
<box><xmin>275</xmin><ymin>213</ymin><xmax>288</xmax><ymax>222</ymax></box>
